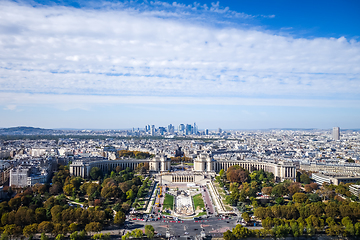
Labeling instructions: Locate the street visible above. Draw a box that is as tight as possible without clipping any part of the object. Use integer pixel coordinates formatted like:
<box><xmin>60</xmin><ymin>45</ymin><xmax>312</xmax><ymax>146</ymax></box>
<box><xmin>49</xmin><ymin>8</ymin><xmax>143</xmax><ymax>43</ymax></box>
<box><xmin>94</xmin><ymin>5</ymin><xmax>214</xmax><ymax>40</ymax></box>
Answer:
<box><xmin>125</xmin><ymin>216</ymin><xmax>239</xmax><ymax>239</ymax></box>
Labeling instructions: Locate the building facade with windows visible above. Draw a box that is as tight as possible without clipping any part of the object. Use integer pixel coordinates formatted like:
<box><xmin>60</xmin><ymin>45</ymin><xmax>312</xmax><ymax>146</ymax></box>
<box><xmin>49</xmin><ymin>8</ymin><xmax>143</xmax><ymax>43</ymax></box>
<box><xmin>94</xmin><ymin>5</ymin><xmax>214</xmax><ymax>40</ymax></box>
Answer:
<box><xmin>70</xmin><ymin>153</ymin><xmax>296</xmax><ymax>181</ymax></box>
<box><xmin>333</xmin><ymin>127</ymin><xmax>340</xmax><ymax>140</ymax></box>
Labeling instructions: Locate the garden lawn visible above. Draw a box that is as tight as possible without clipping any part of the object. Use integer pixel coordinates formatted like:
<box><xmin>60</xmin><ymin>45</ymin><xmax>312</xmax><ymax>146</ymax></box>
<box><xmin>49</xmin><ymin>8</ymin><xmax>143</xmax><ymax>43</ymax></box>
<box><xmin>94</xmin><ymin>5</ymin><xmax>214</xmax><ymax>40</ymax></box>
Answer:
<box><xmin>193</xmin><ymin>194</ymin><xmax>205</xmax><ymax>210</ymax></box>
<box><xmin>196</xmin><ymin>212</ymin><xmax>207</xmax><ymax>217</ymax></box>
<box><xmin>163</xmin><ymin>194</ymin><xmax>174</xmax><ymax>210</ymax></box>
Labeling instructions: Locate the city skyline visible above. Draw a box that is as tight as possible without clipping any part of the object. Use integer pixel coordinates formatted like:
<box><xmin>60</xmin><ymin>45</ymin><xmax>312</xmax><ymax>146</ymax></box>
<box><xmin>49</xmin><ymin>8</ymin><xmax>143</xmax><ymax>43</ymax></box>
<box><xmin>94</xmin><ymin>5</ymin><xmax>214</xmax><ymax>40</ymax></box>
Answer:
<box><xmin>0</xmin><ymin>0</ymin><xmax>359</xmax><ymax>129</ymax></box>
<box><xmin>0</xmin><ymin>124</ymin><xmax>354</xmax><ymax>132</ymax></box>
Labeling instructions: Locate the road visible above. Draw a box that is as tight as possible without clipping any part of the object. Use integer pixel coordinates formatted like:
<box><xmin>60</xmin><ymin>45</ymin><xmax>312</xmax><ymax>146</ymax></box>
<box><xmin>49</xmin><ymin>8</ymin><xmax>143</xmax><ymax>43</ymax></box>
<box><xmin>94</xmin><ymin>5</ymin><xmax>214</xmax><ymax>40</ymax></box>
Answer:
<box><xmin>125</xmin><ymin>216</ymin><xmax>240</xmax><ymax>239</ymax></box>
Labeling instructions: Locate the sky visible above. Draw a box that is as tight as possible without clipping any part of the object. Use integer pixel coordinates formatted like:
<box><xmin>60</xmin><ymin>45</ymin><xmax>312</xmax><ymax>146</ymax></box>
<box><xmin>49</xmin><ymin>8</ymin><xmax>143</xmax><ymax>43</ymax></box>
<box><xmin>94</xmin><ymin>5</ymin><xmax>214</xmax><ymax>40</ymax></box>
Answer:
<box><xmin>0</xmin><ymin>0</ymin><xmax>359</xmax><ymax>130</ymax></box>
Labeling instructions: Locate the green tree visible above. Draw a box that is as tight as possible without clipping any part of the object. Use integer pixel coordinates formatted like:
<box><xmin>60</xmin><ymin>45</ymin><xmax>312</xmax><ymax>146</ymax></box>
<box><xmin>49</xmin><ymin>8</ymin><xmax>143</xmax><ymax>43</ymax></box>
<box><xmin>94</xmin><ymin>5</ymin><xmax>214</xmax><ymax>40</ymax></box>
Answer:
<box><xmin>325</xmin><ymin>202</ymin><xmax>339</xmax><ymax>218</ymax></box>
<box><xmin>122</xmin><ymin>232</ymin><xmax>131</xmax><ymax>240</ymax></box>
<box><xmin>145</xmin><ymin>225</ymin><xmax>155</xmax><ymax>239</ymax></box>
<box><xmin>219</xmin><ymin>169</ymin><xmax>225</xmax><ymax>179</ymax></box>
<box><xmin>55</xmin><ymin>234</ymin><xmax>65</xmax><ymax>240</ymax></box>
<box><xmin>272</xmin><ymin>184</ymin><xmax>288</xmax><ymax>198</ymax></box>
<box><xmin>242</xmin><ymin>212</ymin><xmax>250</xmax><ymax>222</ymax></box>
<box><xmin>70</xmin><ymin>231</ymin><xmax>79</xmax><ymax>240</ymax></box>
<box><xmin>85</xmin><ymin>222</ymin><xmax>102</xmax><ymax>233</ymax></box>
<box><xmin>126</xmin><ymin>189</ymin><xmax>135</xmax><ymax>200</ymax></box>
<box><xmin>223</xmin><ymin>230</ymin><xmax>235</xmax><ymax>240</ymax></box>
<box><xmin>131</xmin><ymin>229</ymin><xmax>143</xmax><ymax>238</ymax></box>
<box><xmin>38</xmin><ymin>221</ymin><xmax>54</xmax><ymax>234</ymax></box>
<box><xmin>345</xmin><ymin>222</ymin><xmax>355</xmax><ymax>236</ymax></box>
<box><xmin>23</xmin><ymin>223</ymin><xmax>39</xmax><ymax>237</ymax></box>
<box><xmin>114</xmin><ymin>211</ymin><xmax>126</xmax><ymax>226</ymax></box>
<box><xmin>69</xmin><ymin>223</ymin><xmax>78</xmax><ymax>233</ymax></box>
<box><xmin>79</xmin><ymin>230</ymin><xmax>86</xmax><ymax>240</ymax></box>
<box><xmin>275</xmin><ymin>197</ymin><xmax>284</xmax><ymax>205</ymax></box>
<box><xmin>0</xmin><ymin>234</ymin><xmax>8</xmax><ymax>240</ymax></box>
<box><xmin>309</xmin><ymin>193</ymin><xmax>321</xmax><ymax>202</ymax></box>
<box><xmin>63</xmin><ymin>184</ymin><xmax>75</xmax><ymax>196</ymax></box>
<box><xmin>1</xmin><ymin>212</ymin><xmax>9</xmax><ymax>226</ymax></box>
<box><xmin>300</xmin><ymin>173</ymin><xmax>311</xmax><ymax>184</ymax></box>
<box><xmin>273</xmin><ymin>224</ymin><xmax>291</xmax><ymax>238</ymax></box>
<box><xmin>262</xmin><ymin>217</ymin><xmax>273</xmax><ymax>230</ymax></box>
<box><xmin>90</xmin><ymin>167</ymin><xmax>103</xmax><ymax>180</ymax></box>
<box><xmin>326</xmin><ymin>224</ymin><xmax>343</xmax><ymax>236</ymax></box>
<box><xmin>232</xmin><ymin>224</ymin><xmax>252</xmax><ymax>238</ymax></box>
<box><xmin>35</xmin><ymin>208</ymin><xmax>47</xmax><ymax>223</ymax></box>
<box><xmin>41</xmin><ymin>233</ymin><xmax>49</xmax><ymax>240</ymax></box>
<box><xmin>8</xmin><ymin>198</ymin><xmax>21</xmax><ymax>210</ymax></box>
<box><xmin>354</xmin><ymin>222</ymin><xmax>360</xmax><ymax>236</ymax></box>
<box><xmin>85</xmin><ymin>183</ymin><xmax>100</xmax><ymax>196</ymax></box>
<box><xmin>51</xmin><ymin>205</ymin><xmax>63</xmax><ymax>223</ymax></box>
<box><xmin>292</xmin><ymin>193</ymin><xmax>308</xmax><ymax>204</ymax></box>
<box><xmin>3</xmin><ymin>224</ymin><xmax>20</xmax><ymax>237</ymax></box>
<box><xmin>290</xmin><ymin>221</ymin><xmax>301</xmax><ymax>237</ymax></box>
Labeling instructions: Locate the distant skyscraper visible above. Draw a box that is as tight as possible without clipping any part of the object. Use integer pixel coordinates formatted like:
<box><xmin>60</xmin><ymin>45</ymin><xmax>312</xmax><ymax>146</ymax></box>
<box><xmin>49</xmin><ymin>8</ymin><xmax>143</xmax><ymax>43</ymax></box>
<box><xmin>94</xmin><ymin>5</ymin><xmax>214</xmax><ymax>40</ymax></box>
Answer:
<box><xmin>205</xmin><ymin>129</ymin><xmax>209</xmax><ymax>135</ymax></box>
<box><xmin>178</xmin><ymin>124</ymin><xmax>185</xmax><ymax>133</ymax></box>
<box><xmin>168</xmin><ymin>124</ymin><xmax>174</xmax><ymax>134</ymax></box>
<box><xmin>193</xmin><ymin>122</ymin><xmax>197</xmax><ymax>134</ymax></box>
<box><xmin>185</xmin><ymin>124</ymin><xmax>192</xmax><ymax>135</ymax></box>
<box><xmin>159</xmin><ymin>127</ymin><xmax>166</xmax><ymax>135</ymax></box>
<box><xmin>333</xmin><ymin>127</ymin><xmax>340</xmax><ymax>140</ymax></box>
<box><xmin>151</xmin><ymin>125</ymin><xmax>155</xmax><ymax>136</ymax></box>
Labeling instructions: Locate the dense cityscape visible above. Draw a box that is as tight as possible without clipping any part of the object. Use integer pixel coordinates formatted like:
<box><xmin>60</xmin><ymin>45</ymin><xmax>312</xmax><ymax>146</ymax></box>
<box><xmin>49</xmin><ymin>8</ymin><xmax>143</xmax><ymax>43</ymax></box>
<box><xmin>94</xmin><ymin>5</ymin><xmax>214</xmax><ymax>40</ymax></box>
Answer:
<box><xmin>1</xmin><ymin>0</ymin><xmax>359</xmax><ymax>240</ymax></box>
<box><xmin>0</xmin><ymin>126</ymin><xmax>360</xmax><ymax>239</ymax></box>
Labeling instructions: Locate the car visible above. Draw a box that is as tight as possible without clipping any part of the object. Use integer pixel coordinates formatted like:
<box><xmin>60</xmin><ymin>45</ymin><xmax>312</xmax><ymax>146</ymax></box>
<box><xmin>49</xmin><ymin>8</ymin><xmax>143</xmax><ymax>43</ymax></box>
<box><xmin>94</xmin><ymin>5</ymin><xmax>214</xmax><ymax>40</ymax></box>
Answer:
<box><xmin>194</xmin><ymin>229</ymin><xmax>198</xmax><ymax>231</ymax></box>
<box><xmin>184</xmin><ymin>232</ymin><xmax>189</xmax><ymax>235</ymax></box>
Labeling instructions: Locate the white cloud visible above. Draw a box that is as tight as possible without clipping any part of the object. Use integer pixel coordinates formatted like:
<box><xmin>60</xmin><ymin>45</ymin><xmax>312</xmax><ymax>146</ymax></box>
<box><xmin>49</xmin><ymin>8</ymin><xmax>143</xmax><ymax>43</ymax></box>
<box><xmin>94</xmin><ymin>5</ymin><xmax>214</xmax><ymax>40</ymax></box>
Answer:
<box><xmin>4</xmin><ymin>104</ymin><xmax>16</xmax><ymax>110</ymax></box>
<box><xmin>0</xmin><ymin>0</ymin><xmax>359</xmax><ymax>109</ymax></box>
<box><xmin>0</xmin><ymin>93</ymin><xmax>359</xmax><ymax>110</ymax></box>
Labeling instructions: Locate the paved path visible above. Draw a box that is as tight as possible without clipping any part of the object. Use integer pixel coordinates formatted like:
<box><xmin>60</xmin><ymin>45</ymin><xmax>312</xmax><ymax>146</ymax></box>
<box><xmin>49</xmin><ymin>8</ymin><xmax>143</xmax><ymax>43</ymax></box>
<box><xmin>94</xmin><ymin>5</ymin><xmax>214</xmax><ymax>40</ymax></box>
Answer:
<box><xmin>152</xmin><ymin>188</ymin><xmax>165</xmax><ymax>214</ymax></box>
<box><xmin>201</xmin><ymin>185</ymin><xmax>215</xmax><ymax>215</ymax></box>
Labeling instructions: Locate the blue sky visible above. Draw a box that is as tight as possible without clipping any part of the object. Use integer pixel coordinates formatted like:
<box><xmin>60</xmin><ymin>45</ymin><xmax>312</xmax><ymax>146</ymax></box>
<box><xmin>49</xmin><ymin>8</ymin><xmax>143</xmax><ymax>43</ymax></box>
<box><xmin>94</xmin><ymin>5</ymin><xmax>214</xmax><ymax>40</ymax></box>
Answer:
<box><xmin>0</xmin><ymin>0</ymin><xmax>359</xmax><ymax>129</ymax></box>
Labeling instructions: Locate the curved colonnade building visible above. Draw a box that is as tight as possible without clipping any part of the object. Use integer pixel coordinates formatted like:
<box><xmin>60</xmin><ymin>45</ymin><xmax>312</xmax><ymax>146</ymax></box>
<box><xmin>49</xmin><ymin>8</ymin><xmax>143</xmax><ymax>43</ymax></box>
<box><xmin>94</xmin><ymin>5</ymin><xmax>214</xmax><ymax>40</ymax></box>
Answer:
<box><xmin>70</xmin><ymin>153</ymin><xmax>296</xmax><ymax>181</ymax></box>
<box><xmin>194</xmin><ymin>153</ymin><xmax>296</xmax><ymax>181</ymax></box>
<box><xmin>70</xmin><ymin>155</ymin><xmax>170</xmax><ymax>178</ymax></box>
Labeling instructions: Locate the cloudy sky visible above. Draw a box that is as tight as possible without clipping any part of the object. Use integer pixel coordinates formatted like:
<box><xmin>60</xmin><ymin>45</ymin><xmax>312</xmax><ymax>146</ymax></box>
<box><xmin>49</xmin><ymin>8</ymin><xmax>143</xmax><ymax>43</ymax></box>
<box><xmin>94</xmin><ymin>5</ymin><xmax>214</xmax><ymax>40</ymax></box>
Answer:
<box><xmin>0</xmin><ymin>0</ymin><xmax>359</xmax><ymax>129</ymax></box>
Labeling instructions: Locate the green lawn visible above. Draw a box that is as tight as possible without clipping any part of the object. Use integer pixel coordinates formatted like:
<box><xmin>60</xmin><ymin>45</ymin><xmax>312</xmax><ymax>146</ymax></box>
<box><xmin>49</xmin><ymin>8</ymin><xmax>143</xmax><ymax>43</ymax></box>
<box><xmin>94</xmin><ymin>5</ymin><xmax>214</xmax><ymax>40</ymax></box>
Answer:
<box><xmin>163</xmin><ymin>194</ymin><xmax>174</xmax><ymax>210</ymax></box>
<box><xmin>193</xmin><ymin>194</ymin><xmax>205</xmax><ymax>210</ymax></box>
<box><xmin>196</xmin><ymin>212</ymin><xmax>207</xmax><ymax>217</ymax></box>
<box><xmin>225</xmin><ymin>206</ymin><xmax>233</xmax><ymax>211</ymax></box>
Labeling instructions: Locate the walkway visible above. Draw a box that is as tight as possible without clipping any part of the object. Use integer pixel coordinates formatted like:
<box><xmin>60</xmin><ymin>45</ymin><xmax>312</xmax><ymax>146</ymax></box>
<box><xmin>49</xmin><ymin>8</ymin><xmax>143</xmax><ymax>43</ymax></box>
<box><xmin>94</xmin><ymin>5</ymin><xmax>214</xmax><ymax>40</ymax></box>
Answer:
<box><xmin>201</xmin><ymin>185</ymin><xmax>215</xmax><ymax>215</ymax></box>
<box><xmin>207</xmin><ymin>181</ymin><xmax>227</xmax><ymax>214</ymax></box>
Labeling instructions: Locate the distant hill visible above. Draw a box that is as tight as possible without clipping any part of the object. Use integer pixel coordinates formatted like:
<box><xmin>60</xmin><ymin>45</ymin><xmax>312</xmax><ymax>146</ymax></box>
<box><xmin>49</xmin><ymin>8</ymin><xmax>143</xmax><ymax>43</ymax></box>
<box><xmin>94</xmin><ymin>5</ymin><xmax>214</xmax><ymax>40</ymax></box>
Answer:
<box><xmin>1</xmin><ymin>126</ymin><xmax>45</xmax><ymax>131</ymax></box>
<box><xmin>0</xmin><ymin>126</ymin><xmax>58</xmax><ymax>135</ymax></box>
